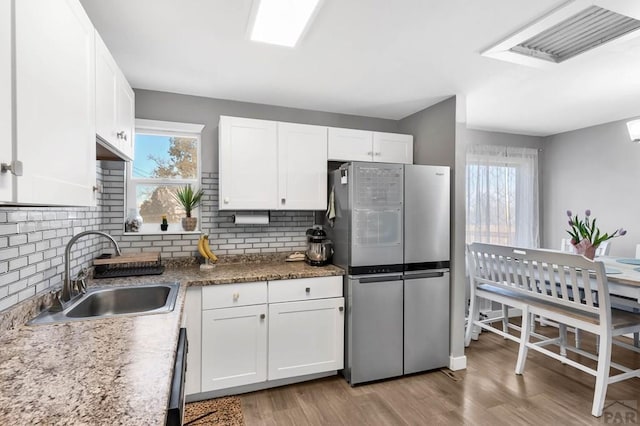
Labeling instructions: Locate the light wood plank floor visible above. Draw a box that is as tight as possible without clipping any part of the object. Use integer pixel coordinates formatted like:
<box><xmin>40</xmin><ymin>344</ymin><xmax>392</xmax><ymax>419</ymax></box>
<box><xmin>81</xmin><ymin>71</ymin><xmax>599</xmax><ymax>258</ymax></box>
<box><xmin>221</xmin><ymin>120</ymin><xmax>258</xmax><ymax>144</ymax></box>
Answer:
<box><xmin>240</xmin><ymin>326</ymin><xmax>640</xmax><ymax>425</ymax></box>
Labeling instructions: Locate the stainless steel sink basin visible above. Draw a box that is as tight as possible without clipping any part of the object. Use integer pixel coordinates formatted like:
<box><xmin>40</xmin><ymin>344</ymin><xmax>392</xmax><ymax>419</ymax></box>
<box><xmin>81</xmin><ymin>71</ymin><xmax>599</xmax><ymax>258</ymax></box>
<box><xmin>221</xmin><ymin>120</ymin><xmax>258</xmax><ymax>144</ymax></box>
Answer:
<box><xmin>29</xmin><ymin>282</ymin><xmax>180</xmax><ymax>325</ymax></box>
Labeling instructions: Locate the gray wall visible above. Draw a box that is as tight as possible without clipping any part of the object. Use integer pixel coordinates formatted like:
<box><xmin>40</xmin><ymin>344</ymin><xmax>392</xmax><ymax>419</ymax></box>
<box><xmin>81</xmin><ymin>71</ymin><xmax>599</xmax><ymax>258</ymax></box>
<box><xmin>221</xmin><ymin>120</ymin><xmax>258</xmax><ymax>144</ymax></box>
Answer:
<box><xmin>135</xmin><ymin>89</ymin><xmax>399</xmax><ymax>173</ymax></box>
<box><xmin>543</xmin><ymin>117</ymin><xmax>640</xmax><ymax>257</ymax></box>
<box><xmin>398</xmin><ymin>97</ymin><xmax>456</xmax><ymax>167</ymax></box>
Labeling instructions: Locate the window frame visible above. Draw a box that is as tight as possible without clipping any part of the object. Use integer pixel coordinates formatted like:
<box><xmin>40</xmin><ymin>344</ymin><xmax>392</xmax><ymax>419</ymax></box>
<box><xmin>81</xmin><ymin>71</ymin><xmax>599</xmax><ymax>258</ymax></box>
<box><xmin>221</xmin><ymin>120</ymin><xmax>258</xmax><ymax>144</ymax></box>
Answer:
<box><xmin>126</xmin><ymin>119</ymin><xmax>205</xmax><ymax>235</ymax></box>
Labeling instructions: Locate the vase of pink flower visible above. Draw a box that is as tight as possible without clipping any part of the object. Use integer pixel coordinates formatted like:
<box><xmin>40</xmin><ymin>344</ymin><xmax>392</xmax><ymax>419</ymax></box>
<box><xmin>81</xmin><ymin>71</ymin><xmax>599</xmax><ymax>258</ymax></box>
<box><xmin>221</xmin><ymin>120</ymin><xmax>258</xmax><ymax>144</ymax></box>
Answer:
<box><xmin>566</xmin><ymin>209</ymin><xmax>626</xmax><ymax>260</ymax></box>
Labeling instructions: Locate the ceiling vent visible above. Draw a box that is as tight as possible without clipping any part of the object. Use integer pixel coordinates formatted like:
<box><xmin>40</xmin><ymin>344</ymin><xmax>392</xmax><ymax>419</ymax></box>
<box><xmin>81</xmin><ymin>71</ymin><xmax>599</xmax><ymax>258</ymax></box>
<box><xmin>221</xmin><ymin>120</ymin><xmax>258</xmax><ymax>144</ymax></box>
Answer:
<box><xmin>482</xmin><ymin>1</ymin><xmax>640</xmax><ymax>67</ymax></box>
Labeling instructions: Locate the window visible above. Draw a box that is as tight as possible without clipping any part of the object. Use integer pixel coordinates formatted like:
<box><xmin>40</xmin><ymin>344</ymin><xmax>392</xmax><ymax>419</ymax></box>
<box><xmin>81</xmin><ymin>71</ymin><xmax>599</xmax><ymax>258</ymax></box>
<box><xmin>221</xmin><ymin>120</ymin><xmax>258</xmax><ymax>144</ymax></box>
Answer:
<box><xmin>127</xmin><ymin>119</ymin><xmax>204</xmax><ymax>233</ymax></box>
<box><xmin>466</xmin><ymin>145</ymin><xmax>539</xmax><ymax>248</ymax></box>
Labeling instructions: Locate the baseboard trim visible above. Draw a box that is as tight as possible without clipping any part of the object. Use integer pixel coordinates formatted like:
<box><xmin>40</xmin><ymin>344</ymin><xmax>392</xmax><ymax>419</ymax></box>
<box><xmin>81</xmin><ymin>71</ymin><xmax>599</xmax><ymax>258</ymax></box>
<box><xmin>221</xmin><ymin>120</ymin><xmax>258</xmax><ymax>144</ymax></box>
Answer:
<box><xmin>186</xmin><ymin>371</ymin><xmax>337</xmax><ymax>402</ymax></box>
<box><xmin>449</xmin><ymin>355</ymin><xmax>467</xmax><ymax>371</ymax></box>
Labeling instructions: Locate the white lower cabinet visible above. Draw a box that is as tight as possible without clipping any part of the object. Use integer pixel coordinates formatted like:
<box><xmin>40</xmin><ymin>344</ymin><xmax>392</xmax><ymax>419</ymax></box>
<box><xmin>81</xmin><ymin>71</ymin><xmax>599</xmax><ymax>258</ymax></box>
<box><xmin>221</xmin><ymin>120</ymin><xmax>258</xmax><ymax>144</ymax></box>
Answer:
<box><xmin>190</xmin><ymin>276</ymin><xmax>344</xmax><ymax>396</ymax></box>
<box><xmin>201</xmin><ymin>304</ymin><xmax>268</xmax><ymax>392</ymax></box>
<box><xmin>268</xmin><ymin>297</ymin><xmax>344</xmax><ymax>380</ymax></box>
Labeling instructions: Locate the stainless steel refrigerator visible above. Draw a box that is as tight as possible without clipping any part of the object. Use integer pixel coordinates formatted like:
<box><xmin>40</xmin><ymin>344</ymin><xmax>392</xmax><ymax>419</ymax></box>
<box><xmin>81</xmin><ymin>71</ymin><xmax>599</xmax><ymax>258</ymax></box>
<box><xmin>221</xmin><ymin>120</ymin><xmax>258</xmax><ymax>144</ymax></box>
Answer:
<box><xmin>327</xmin><ymin>162</ymin><xmax>450</xmax><ymax>385</ymax></box>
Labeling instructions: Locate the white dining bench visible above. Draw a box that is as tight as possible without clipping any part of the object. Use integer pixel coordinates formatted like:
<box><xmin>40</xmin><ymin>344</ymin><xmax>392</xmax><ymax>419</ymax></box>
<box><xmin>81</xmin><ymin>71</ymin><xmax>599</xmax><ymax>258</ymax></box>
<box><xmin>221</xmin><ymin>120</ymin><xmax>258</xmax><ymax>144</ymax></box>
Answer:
<box><xmin>465</xmin><ymin>242</ymin><xmax>640</xmax><ymax>417</ymax></box>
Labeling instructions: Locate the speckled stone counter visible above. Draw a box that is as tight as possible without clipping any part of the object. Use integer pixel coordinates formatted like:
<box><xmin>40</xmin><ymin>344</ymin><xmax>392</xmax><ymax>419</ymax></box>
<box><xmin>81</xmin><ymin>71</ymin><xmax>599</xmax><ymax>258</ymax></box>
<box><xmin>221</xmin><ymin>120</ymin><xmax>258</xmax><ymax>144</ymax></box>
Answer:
<box><xmin>0</xmin><ymin>259</ymin><xmax>344</xmax><ymax>425</ymax></box>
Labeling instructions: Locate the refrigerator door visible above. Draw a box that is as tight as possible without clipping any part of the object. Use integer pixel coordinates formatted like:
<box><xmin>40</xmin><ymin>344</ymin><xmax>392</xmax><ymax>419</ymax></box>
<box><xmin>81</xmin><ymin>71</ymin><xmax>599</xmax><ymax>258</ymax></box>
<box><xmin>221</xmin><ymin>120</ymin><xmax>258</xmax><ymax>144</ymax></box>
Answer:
<box><xmin>350</xmin><ymin>162</ymin><xmax>404</xmax><ymax>267</ymax></box>
<box><xmin>347</xmin><ymin>274</ymin><xmax>404</xmax><ymax>384</ymax></box>
<box><xmin>404</xmin><ymin>165</ymin><xmax>450</xmax><ymax>265</ymax></box>
<box><xmin>404</xmin><ymin>271</ymin><xmax>450</xmax><ymax>374</ymax></box>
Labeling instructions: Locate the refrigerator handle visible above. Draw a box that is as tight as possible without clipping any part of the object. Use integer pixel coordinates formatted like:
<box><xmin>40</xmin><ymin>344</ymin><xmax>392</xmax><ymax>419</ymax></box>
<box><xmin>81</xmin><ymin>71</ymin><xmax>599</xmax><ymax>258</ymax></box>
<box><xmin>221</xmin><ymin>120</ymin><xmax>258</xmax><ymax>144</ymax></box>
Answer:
<box><xmin>358</xmin><ymin>275</ymin><xmax>403</xmax><ymax>284</ymax></box>
<box><xmin>403</xmin><ymin>272</ymin><xmax>445</xmax><ymax>280</ymax></box>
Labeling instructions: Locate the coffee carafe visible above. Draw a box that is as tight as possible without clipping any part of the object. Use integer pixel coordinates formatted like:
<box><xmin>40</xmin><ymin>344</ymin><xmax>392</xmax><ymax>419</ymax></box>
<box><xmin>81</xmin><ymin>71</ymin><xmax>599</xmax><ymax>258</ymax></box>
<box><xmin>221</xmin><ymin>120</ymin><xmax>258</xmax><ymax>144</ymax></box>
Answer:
<box><xmin>305</xmin><ymin>226</ymin><xmax>333</xmax><ymax>266</ymax></box>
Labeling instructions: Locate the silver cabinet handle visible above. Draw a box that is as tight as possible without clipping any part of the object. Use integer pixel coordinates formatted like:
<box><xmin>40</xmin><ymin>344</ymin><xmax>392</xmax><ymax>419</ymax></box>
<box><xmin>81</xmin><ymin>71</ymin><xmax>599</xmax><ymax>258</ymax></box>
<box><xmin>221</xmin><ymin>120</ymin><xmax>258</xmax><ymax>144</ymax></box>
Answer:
<box><xmin>339</xmin><ymin>306</ymin><xmax>344</xmax><ymax>312</ymax></box>
<box><xmin>367</xmin><ymin>151</ymin><xmax>373</xmax><ymax>156</ymax></box>
<box><xmin>260</xmin><ymin>313</ymin><xmax>265</xmax><ymax>320</ymax></box>
<box><xmin>223</xmin><ymin>198</ymin><xmax>230</xmax><ymax>204</ymax></box>
<box><xmin>116</xmin><ymin>131</ymin><xmax>128</xmax><ymax>141</ymax></box>
<box><xmin>374</xmin><ymin>152</ymin><xmax>381</xmax><ymax>156</ymax></box>
<box><xmin>305</xmin><ymin>287</ymin><xmax>311</xmax><ymax>293</ymax></box>
<box><xmin>281</xmin><ymin>198</ymin><xmax>286</xmax><ymax>204</ymax></box>
<box><xmin>1</xmin><ymin>161</ymin><xmax>23</xmax><ymax>176</ymax></box>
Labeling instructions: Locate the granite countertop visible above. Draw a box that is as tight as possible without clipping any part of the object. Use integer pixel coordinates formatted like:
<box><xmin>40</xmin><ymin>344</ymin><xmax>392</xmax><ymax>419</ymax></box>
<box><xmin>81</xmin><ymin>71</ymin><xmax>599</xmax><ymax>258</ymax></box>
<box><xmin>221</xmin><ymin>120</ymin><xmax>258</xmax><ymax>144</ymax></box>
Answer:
<box><xmin>0</xmin><ymin>259</ymin><xmax>344</xmax><ymax>425</ymax></box>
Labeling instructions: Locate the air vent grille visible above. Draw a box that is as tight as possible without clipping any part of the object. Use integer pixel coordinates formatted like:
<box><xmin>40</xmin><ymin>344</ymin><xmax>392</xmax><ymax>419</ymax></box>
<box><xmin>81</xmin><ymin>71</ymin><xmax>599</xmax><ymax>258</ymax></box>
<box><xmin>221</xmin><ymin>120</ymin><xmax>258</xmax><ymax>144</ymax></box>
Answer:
<box><xmin>510</xmin><ymin>6</ymin><xmax>640</xmax><ymax>63</ymax></box>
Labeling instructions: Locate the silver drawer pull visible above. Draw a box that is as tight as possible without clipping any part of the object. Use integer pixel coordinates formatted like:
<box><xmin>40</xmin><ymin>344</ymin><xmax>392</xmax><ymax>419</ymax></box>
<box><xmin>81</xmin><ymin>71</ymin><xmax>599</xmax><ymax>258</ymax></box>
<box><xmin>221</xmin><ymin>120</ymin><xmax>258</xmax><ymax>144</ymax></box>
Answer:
<box><xmin>305</xmin><ymin>287</ymin><xmax>311</xmax><ymax>293</ymax></box>
<box><xmin>232</xmin><ymin>292</ymin><xmax>239</xmax><ymax>301</ymax></box>
<box><xmin>260</xmin><ymin>313</ymin><xmax>265</xmax><ymax>320</ymax></box>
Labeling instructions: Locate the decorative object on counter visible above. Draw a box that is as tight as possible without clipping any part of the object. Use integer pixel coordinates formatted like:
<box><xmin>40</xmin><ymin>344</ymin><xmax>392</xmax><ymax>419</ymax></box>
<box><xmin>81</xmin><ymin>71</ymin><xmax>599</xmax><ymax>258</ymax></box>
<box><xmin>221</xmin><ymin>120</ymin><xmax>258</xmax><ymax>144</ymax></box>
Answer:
<box><xmin>125</xmin><ymin>208</ymin><xmax>143</xmax><ymax>232</ymax></box>
<box><xmin>285</xmin><ymin>252</ymin><xmax>306</xmax><ymax>262</ymax></box>
<box><xmin>93</xmin><ymin>252</ymin><xmax>164</xmax><ymax>278</ymax></box>
<box><xmin>566</xmin><ymin>209</ymin><xmax>626</xmax><ymax>260</ymax></box>
<box><xmin>173</xmin><ymin>184</ymin><xmax>204</xmax><ymax>231</ymax></box>
<box><xmin>197</xmin><ymin>234</ymin><xmax>218</xmax><ymax>270</ymax></box>
<box><xmin>161</xmin><ymin>215</ymin><xmax>169</xmax><ymax>231</ymax></box>
<box><xmin>305</xmin><ymin>225</ymin><xmax>334</xmax><ymax>266</ymax></box>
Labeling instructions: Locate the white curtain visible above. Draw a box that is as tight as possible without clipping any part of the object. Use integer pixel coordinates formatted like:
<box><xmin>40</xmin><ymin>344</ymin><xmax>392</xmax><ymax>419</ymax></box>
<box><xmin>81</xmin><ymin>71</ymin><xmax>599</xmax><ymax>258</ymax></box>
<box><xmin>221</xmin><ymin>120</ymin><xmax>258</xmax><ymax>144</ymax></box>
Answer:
<box><xmin>466</xmin><ymin>144</ymin><xmax>539</xmax><ymax>248</ymax></box>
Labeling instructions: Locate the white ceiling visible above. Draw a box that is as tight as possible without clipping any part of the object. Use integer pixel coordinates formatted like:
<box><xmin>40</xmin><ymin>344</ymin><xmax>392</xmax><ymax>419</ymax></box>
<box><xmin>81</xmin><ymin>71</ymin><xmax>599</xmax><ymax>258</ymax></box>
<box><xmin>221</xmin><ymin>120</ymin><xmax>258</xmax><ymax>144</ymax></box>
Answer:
<box><xmin>79</xmin><ymin>0</ymin><xmax>640</xmax><ymax>136</ymax></box>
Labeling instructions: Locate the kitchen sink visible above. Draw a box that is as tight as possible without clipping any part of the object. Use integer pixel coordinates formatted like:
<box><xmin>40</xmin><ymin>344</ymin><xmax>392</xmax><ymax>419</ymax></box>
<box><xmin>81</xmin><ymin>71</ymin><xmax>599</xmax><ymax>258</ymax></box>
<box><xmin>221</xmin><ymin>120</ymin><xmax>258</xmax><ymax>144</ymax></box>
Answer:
<box><xmin>29</xmin><ymin>282</ymin><xmax>180</xmax><ymax>325</ymax></box>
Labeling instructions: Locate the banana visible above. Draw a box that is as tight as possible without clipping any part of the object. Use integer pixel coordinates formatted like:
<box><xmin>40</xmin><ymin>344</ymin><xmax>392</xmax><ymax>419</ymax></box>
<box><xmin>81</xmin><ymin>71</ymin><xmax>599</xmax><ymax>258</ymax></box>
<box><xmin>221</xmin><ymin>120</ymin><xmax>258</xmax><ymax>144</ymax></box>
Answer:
<box><xmin>202</xmin><ymin>234</ymin><xmax>218</xmax><ymax>263</ymax></box>
<box><xmin>197</xmin><ymin>235</ymin><xmax>209</xmax><ymax>260</ymax></box>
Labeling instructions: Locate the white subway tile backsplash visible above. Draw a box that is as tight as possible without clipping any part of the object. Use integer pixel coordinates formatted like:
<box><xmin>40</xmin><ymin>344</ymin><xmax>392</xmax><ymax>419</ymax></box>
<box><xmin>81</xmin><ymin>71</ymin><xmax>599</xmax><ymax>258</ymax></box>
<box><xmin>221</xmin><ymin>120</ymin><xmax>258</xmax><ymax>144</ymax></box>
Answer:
<box><xmin>0</xmin><ymin>167</ymin><xmax>315</xmax><ymax>312</ymax></box>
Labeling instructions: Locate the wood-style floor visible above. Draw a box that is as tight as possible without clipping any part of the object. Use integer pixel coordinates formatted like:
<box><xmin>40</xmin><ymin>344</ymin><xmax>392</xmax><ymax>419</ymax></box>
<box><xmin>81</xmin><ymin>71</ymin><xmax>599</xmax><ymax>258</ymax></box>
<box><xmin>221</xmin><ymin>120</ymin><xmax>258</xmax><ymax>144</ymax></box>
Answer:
<box><xmin>240</xmin><ymin>326</ymin><xmax>640</xmax><ymax>425</ymax></box>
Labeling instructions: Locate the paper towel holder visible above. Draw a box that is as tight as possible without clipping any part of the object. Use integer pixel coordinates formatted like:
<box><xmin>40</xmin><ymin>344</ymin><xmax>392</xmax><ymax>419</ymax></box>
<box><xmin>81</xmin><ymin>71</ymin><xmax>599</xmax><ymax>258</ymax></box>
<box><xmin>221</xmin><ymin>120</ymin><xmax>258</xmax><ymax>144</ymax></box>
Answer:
<box><xmin>232</xmin><ymin>212</ymin><xmax>270</xmax><ymax>225</ymax></box>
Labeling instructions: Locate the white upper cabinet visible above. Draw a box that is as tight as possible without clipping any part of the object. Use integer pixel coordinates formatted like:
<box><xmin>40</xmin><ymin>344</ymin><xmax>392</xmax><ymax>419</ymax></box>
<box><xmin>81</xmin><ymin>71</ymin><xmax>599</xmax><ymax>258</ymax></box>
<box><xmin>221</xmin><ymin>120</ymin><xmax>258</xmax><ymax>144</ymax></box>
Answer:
<box><xmin>219</xmin><ymin>116</ymin><xmax>278</xmax><ymax>210</ymax></box>
<box><xmin>277</xmin><ymin>123</ymin><xmax>327</xmax><ymax>210</ymax></box>
<box><xmin>373</xmin><ymin>132</ymin><xmax>413</xmax><ymax>164</ymax></box>
<box><xmin>328</xmin><ymin>128</ymin><xmax>413</xmax><ymax>164</ymax></box>
<box><xmin>327</xmin><ymin>128</ymin><xmax>373</xmax><ymax>162</ymax></box>
<box><xmin>14</xmin><ymin>0</ymin><xmax>96</xmax><ymax>206</ymax></box>
<box><xmin>219</xmin><ymin>117</ymin><xmax>328</xmax><ymax>211</ymax></box>
<box><xmin>0</xmin><ymin>0</ymin><xmax>12</xmax><ymax>202</ymax></box>
<box><xmin>95</xmin><ymin>31</ymin><xmax>134</xmax><ymax>161</ymax></box>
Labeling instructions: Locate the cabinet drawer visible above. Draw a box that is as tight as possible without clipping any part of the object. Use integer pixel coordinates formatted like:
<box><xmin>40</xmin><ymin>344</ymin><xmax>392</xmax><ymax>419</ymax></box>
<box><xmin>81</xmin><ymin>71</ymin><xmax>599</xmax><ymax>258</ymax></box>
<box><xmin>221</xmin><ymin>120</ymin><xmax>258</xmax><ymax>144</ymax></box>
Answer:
<box><xmin>202</xmin><ymin>281</ymin><xmax>267</xmax><ymax>310</ymax></box>
<box><xmin>268</xmin><ymin>276</ymin><xmax>342</xmax><ymax>303</ymax></box>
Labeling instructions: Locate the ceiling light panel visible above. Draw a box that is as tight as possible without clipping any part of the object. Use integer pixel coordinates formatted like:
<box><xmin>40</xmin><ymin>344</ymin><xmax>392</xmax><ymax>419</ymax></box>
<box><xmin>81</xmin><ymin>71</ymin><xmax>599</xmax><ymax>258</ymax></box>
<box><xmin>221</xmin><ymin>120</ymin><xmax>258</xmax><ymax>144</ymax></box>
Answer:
<box><xmin>249</xmin><ymin>0</ymin><xmax>322</xmax><ymax>47</ymax></box>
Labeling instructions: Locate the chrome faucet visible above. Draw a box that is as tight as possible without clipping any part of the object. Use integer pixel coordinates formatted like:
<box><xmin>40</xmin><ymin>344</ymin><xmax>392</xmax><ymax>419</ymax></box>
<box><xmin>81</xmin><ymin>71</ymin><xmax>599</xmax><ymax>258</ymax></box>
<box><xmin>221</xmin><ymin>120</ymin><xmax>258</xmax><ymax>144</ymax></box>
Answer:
<box><xmin>61</xmin><ymin>231</ymin><xmax>122</xmax><ymax>304</ymax></box>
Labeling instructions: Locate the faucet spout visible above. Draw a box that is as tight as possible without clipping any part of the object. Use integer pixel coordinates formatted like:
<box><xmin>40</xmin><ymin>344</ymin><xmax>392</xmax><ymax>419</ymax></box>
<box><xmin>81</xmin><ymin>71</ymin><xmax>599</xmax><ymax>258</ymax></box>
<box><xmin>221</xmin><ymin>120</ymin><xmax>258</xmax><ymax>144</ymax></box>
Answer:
<box><xmin>62</xmin><ymin>231</ymin><xmax>122</xmax><ymax>304</ymax></box>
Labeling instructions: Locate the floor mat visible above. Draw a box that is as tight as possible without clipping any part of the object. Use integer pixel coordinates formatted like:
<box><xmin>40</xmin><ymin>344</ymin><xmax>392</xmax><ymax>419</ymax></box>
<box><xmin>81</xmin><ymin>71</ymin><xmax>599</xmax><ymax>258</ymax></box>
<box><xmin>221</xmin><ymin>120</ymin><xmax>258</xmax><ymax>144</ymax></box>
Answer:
<box><xmin>184</xmin><ymin>396</ymin><xmax>245</xmax><ymax>425</ymax></box>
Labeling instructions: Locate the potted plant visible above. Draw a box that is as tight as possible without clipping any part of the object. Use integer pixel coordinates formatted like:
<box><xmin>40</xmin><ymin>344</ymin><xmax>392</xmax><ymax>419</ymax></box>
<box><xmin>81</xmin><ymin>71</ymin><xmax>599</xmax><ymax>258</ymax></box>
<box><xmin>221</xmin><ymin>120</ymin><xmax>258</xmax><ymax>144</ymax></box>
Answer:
<box><xmin>173</xmin><ymin>184</ymin><xmax>204</xmax><ymax>231</ymax></box>
<box><xmin>160</xmin><ymin>215</ymin><xmax>169</xmax><ymax>231</ymax></box>
<box><xmin>566</xmin><ymin>209</ymin><xmax>626</xmax><ymax>259</ymax></box>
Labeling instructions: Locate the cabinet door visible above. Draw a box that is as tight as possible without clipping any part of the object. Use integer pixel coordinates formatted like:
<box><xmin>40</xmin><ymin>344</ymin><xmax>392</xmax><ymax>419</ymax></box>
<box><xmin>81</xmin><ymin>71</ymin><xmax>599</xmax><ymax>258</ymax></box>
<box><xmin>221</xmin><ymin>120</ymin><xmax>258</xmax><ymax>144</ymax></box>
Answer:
<box><xmin>327</xmin><ymin>128</ymin><xmax>373</xmax><ymax>162</ymax></box>
<box><xmin>115</xmin><ymin>70</ymin><xmax>134</xmax><ymax>160</ymax></box>
<box><xmin>219</xmin><ymin>116</ymin><xmax>277</xmax><ymax>210</ymax></box>
<box><xmin>277</xmin><ymin>122</ymin><xmax>327</xmax><ymax>210</ymax></box>
<box><xmin>95</xmin><ymin>32</ymin><xmax>118</xmax><ymax>150</ymax></box>
<box><xmin>0</xmin><ymin>0</ymin><xmax>12</xmax><ymax>202</ymax></box>
<box><xmin>268</xmin><ymin>298</ymin><xmax>344</xmax><ymax>380</ymax></box>
<box><xmin>373</xmin><ymin>132</ymin><xmax>413</xmax><ymax>164</ymax></box>
<box><xmin>201</xmin><ymin>304</ymin><xmax>267</xmax><ymax>391</ymax></box>
<box><xmin>15</xmin><ymin>0</ymin><xmax>96</xmax><ymax>206</ymax></box>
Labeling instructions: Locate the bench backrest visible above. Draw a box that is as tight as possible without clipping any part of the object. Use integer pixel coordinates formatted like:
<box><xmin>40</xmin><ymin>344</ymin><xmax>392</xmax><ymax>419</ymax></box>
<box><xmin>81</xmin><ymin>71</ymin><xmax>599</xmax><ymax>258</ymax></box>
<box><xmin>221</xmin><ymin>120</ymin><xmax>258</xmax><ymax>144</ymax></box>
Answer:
<box><xmin>468</xmin><ymin>243</ymin><xmax>612</xmax><ymax>326</ymax></box>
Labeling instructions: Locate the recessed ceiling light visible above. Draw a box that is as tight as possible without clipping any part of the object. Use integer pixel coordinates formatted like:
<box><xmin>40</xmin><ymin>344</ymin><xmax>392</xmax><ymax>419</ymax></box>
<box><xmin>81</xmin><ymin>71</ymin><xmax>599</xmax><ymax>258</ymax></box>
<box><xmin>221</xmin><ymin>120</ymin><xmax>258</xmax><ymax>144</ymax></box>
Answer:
<box><xmin>248</xmin><ymin>0</ymin><xmax>323</xmax><ymax>48</ymax></box>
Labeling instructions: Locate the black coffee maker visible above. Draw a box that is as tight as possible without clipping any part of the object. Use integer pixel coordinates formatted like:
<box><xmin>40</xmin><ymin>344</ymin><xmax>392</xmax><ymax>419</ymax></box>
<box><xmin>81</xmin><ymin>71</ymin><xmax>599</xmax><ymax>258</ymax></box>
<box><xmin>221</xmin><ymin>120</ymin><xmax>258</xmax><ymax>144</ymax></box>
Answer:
<box><xmin>305</xmin><ymin>226</ymin><xmax>334</xmax><ymax>266</ymax></box>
